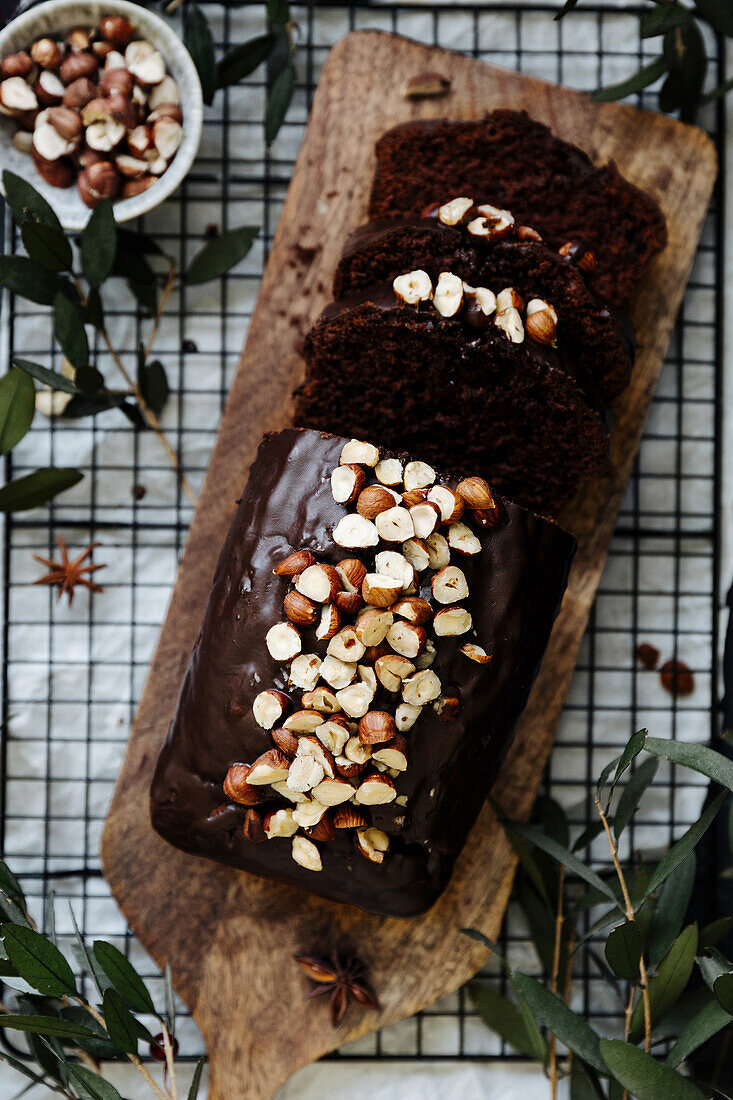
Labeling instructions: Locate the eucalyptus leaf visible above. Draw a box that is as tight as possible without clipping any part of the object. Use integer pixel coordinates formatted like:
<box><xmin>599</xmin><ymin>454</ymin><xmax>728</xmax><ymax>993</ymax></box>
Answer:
<box><xmin>62</xmin><ymin>393</ymin><xmax>126</xmax><ymax>419</ymax></box>
<box><xmin>0</xmin><ymin>859</ymin><xmax>25</xmax><ymax>905</ymax></box>
<box><xmin>0</xmin><ymin>892</ymin><xmax>31</xmax><ymax>928</ymax></box>
<box><xmin>185</xmin><ymin>5</ymin><xmax>217</xmax><ymax>106</ymax></box>
<box><xmin>138</xmin><ymin>359</ymin><xmax>169</xmax><ymax>417</ymax></box>
<box><xmin>713</xmin><ymin>973</ymin><xmax>733</xmax><ymax>1015</ymax></box>
<box><xmin>649</xmin><ymin>852</ymin><xmax>696</xmax><ymax>966</ymax></box>
<box><xmin>614</xmin><ymin>757</ymin><xmax>659</xmax><ymax>838</ymax></box>
<box><xmin>693</xmin><ymin>0</ymin><xmax>733</xmax><ymax>36</ymax></box>
<box><xmin>661</xmin><ymin>22</ymin><xmax>707</xmax><ymax>120</ymax></box>
<box><xmin>81</xmin><ymin>200</ymin><xmax>117</xmax><ymax>287</ymax></box>
<box><xmin>0</xmin><ymin>468</ymin><xmax>82</xmax><ymax>512</ymax></box>
<box><xmin>0</xmin><ymin>1015</ymin><xmax>94</xmax><ymax>1039</ymax></box>
<box><xmin>102</xmin><ymin>987</ymin><xmax>140</xmax><ymax>1054</ymax></box>
<box><xmin>570</xmin><ymin>1061</ymin><xmax>605</xmax><ymax>1100</ymax></box>
<box><xmin>667</xmin><ymin>997</ymin><xmax>733</xmax><ymax>1068</ymax></box>
<box><xmin>592</xmin><ymin>57</ymin><xmax>668</xmax><ymax>103</ymax></box>
<box><xmin>75</xmin><ymin>366</ymin><xmax>105</xmax><ymax>394</ymax></box>
<box><xmin>629</xmin><ymin>925</ymin><xmax>698</xmax><ymax>1042</ymax></box>
<box><xmin>29</xmin><ymin>1033</ymin><xmax>68</xmax><ymax>1090</ymax></box>
<box><xmin>67</xmin><ymin>1063</ymin><xmax>125</xmax><ymax>1100</ymax></box>
<box><xmin>267</xmin><ymin>0</ymin><xmax>289</xmax><ymax>24</ymax></box>
<box><xmin>700</xmin><ymin>917</ymin><xmax>733</xmax><ymax>950</ymax></box>
<box><xmin>1</xmin><ymin>923</ymin><xmax>77</xmax><ymax>997</ymax></box>
<box><xmin>0</xmin><ymin>1049</ymin><xmax>50</xmax><ymax>1090</ymax></box>
<box><xmin>697</xmin><ymin>947</ymin><xmax>732</xmax><ymax>990</ymax></box>
<box><xmin>506</xmin><ymin>826</ymin><xmax>552</xmax><ymax>910</ymax></box>
<box><xmin>165</xmin><ymin>961</ymin><xmax>176</xmax><ymax>1035</ymax></box>
<box><xmin>460</xmin><ymin>927</ymin><xmax>496</xmax><ymax>951</ymax></box>
<box><xmin>0</xmin><ymin>256</ymin><xmax>59</xmax><ymax>305</ymax></box>
<box><xmin>93</xmin><ymin>940</ymin><xmax>156</xmax><ymax>1016</ymax></box>
<box><xmin>468</xmin><ymin>983</ymin><xmax>547</xmax><ymax>1061</ymax></box>
<box><xmin>646</xmin><ymin>792</ymin><xmax>726</xmax><ymax>897</ymax></box>
<box><xmin>572</xmin><ymin>819</ymin><xmax>608</xmax><ymax>852</ymax></box>
<box><xmin>516</xmin><ymin>872</ymin><xmax>556</xmax><ymax>974</ymax></box>
<box><xmin>85</xmin><ymin>286</ymin><xmax>105</xmax><ymax>330</ymax></box>
<box><xmin>53</xmin><ymin>291</ymin><xmax>89</xmax><ymax>370</ymax></box>
<box><xmin>217</xmin><ymin>33</ymin><xmax>276</xmax><ymax>89</ymax></box>
<box><xmin>68</xmin><ymin>902</ymin><xmax>108</xmax><ymax>999</ymax></box>
<box><xmin>2</xmin><ymin>171</ymin><xmax>62</xmax><ymax>231</ymax></box>
<box><xmin>599</xmin><ymin>1039</ymin><xmax>707</xmax><ymax>1099</ymax></box>
<box><xmin>512</xmin><ymin>972</ymin><xmax>605</xmax><ymax>1073</ymax></box>
<box><xmin>645</xmin><ymin>738</ymin><xmax>733</xmax><ymax>792</ymax></box>
<box><xmin>0</xmin><ymin>369</ymin><xmax>35</xmax><ymax>454</ymax></box>
<box><xmin>535</xmin><ymin>796</ymin><xmax>570</xmax><ymax>848</ymax></box>
<box><xmin>510</xmin><ymin>823</ymin><xmax>620</xmax><ymax>907</ymax></box>
<box><xmin>605</xmin><ymin>921</ymin><xmax>644</xmax><ymax>981</ymax></box>
<box><xmin>265</xmin><ymin>60</ymin><xmax>295</xmax><ymax>144</ymax></box>
<box><xmin>21</xmin><ymin>222</ymin><xmax>72</xmax><ymax>273</ymax></box>
<box><xmin>641</xmin><ymin>5</ymin><xmax>692</xmax><ymax>38</ymax></box>
<box><xmin>184</xmin><ymin>226</ymin><xmax>259</xmax><ymax>284</ymax></box>
<box><xmin>188</xmin><ymin>1056</ymin><xmax>207</xmax><ymax>1100</ymax></box>
<box><xmin>12</xmin><ymin>357</ymin><xmax>79</xmax><ymax>394</ymax></box>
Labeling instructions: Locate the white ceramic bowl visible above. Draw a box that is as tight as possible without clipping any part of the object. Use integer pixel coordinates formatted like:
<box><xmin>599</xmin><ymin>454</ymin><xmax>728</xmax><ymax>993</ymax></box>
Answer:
<box><xmin>0</xmin><ymin>0</ymin><xmax>203</xmax><ymax>229</ymax></box>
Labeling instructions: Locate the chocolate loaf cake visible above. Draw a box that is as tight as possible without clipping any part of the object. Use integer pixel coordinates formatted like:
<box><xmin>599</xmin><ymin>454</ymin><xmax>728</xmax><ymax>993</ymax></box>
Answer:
<box><xmin>333</xmin><ymin>202</ymin><xmax>635</xmax><ymax>402</ymax></box>
<box><xmin>295</xmin><ymin>261</ymin><xmax>609</xmax><ymax>512</ymax></box>
<box><xmin>151</xmin><ymin>428</ymin><xmax>575</xmax><ymax>918</ymax></box>
<box><xmin>368</xmin><ymin>111</ymin><xmax>667</xmax><ymax>308</ymax></box>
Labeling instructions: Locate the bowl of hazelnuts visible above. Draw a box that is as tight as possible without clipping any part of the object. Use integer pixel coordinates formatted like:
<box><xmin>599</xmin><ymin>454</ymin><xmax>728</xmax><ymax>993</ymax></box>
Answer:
<box><xmin>0</xmin><ymin>0</ymin><xmax>203</xmax><ymax>228</ymax></box>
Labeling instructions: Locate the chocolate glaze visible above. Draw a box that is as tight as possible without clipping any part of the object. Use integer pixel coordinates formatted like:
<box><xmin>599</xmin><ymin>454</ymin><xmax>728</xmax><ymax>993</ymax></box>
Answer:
<box><xmin>150</xmin><ymin>429</ymin><xmax>575</xmax><ymax>918</ymax></box>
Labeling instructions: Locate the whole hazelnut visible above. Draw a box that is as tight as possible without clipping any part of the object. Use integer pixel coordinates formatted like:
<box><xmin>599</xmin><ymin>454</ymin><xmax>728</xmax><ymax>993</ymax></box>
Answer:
<box><xmin>47</xmin><ymin>104</ymin><xmax>83</xmax><ymax>141</ymax></box>
<box><xmin>108</xmin><ymin>90</ymin><xmax>137</xmax><ymax>129</ymax></box>
<box><xmin>30</xmin><ymin>37</ymin><xmax>62</xmax><ymax>69</ymax></box>
<box><xmin>92</xmin><ymin>40</ymin><xmax>116</xmax><ymax>60</ymax></box>
<box><xmin>31</xmin><ymin>147</ymin><xmax>74</xmax><ymax>188</ymax></box>
<box><xmin>66</xmin><ymin>27</ymin><xmax>92</xmax><ymax>53</ymax></box>
<box><xmin>59</xmin><ymin>51</ymin><xmax>98</xmax><ymax>85</ymax></box>
<box><xmin>62</xmin><ymin>76</ymin><xmax>97</xmax><ymax>109</ymax></box>
<box><xmin>99</xmin><ymin>15</ymin><xmax>135</xmax><ymax>46</ymax></box>
<box><xmin>77</xmin><ymin>145</ymin><xmax>106</xmax><ymax>169</ymax></box>
<box><xmin>121</xmin><ymin>174</ymin><xmax>154</xmax><ymax>198</ymax></box>
<box><xmin>77</xmin><ymin>160</ymin><xmax>120</xmax><ymax>207</ymax></box>
<box><xmin>99</xmin><ymin>66</ymin><xmax>133</xmax><ymax>96</ymax></box>
<box><xmin>1</xmin><ymin>51</ymin><xmax>34</xmax><ymax>78</ymax></box>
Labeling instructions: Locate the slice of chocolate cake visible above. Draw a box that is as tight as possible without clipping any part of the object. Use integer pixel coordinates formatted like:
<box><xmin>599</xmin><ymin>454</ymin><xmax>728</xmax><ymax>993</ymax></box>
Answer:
<box><xmin>295</xmin><ymin>269</ymin><xmax>609</xmax><ymax>512</ymax></box>
<box><xmin>150</xmin><ymin>428</ymin><xmax>575</xmax><ymax>918</ymax></box>
<box><xmin>333</xmin><ymin>200</ymin><xmax>635</xmax><ymax>402</ymax></box>
<box><xmin>368</xmin><ymin>111</ymin><xmax>667</xmax><ymax>308</ymax></box>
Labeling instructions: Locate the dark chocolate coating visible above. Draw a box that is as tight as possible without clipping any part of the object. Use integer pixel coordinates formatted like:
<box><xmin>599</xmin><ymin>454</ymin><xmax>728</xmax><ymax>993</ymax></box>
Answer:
<box><xmin>150</xmin><ymin>429</ymin><xmax>575</xmax><ymax>918</ymax></box>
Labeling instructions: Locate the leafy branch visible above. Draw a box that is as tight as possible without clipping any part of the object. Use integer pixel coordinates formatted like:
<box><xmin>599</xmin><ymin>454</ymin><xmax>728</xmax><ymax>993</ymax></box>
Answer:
<box><xmin>556</xmin><ymin>0</ymin><xmax>733</xmax><ymax>120</ymax></box>
<box><xmin>0</xmin><ymin>170</ymin><xmax>258</xmax><ymax>512</ymax></box>
<box><xmin>0</xmin><ymin>863</ymin><xmax>206</xmax><ymax>1098</ymax></box>
<box><xmin>466</xmin><ymin>730</ymin><xmax>733</xmax><ymax>1097</ymax></box>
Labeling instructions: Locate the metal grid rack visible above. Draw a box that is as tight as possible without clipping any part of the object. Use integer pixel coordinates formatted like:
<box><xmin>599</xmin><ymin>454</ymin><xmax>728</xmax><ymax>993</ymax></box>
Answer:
<box><xmin>0</xmin><ymin>0</ymin><xmax>726</xmax><ymax>1071</ymax></box>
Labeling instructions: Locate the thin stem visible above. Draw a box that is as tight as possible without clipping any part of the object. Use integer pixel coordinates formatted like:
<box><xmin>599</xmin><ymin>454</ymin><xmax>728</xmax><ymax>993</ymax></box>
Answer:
<box><xmin>549</xmin><ymin>864</ymin><xmax>566</xmax><ymax>1100</ymax></box>
<box><xmin>160</xmin><ymin>1019</ymin><xmax>179</xmax><ymax>1100</ymax></box>
<box><xmin>144</xmin><ymin>262</ymin><xmax>176</xmax><ymax>361</ymax></box>
<box><xmin>595</xmin><ymin>798</ymin><xmax>652</xmax><ymax>1053</ymax></box>
<box><xmin>74</xmin><ymin>997</ymin><xmax>170</xmax><ymax>1100</ymax></box>
<box><xmin>72</xmin><ymin>275</ymin><xmax>197</xmax><ymax>507</ymax></box>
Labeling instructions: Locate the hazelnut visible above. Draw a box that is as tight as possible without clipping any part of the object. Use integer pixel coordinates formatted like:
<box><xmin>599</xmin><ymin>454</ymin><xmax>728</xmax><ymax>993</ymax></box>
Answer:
<box><xmin>247</xmin><ymin>749</ymin><xmax>291</xmax><ymax>786</ymax></box>
<box><xmin>66</xmin><ymin>27</ymin><xmax>92</xmax><ymax>53</ymax></box>
<box><xmin>273</xmin><ymin>548</ymin><xmax>315</xmax><ymax>577</ymax></box>
<box><xmin>77</xmin><ymin>146</ymin><xmax>106</xmax><ymax>169</ymax></box>
<box><xmin>147</xmin><ymin>102</ymin><xmax>182</xmax><ymax>125</ymax></box>
<box><xmin>99</xmin><ymin>15</ymin><xmax>136</xmax><ymax>45</ymax></box>
<box><xmin>31</xmin><ymin>148</ymin><xmax>74</xmax><ymax>188</ymax></box>
<box><xmin>125</xmin><ymin>41</ymin><xmax>165</xmax><ymax>85</ymax></box>
<box><xmin>494</xmin><ymin>306</ymin><xmax>525</xmax><ymax>344</ymax></box>
<box><xmin>115</xmin><ymin>152</ymin><xmax>148</xmax><ymax>178</ymax></box>
<box><xmin>59</xmin><ymin>51</ymin><xmax>98</xmax><ymax>85</ymax></box>
<box><xmin>149</xmin><ymin>75</ymin><xmax>179</xmax><ymax>108</ymax></box>
<box><xmin>354</xmin><ymin>772</ymin><xmax>396</xmax><ymax>805</ymax></box>
<box><xmin>373</xmin><ymin>735</ymin><xmax>409</xmax><ymax>772</ymax></box>
<box><xmin>265</xmin><ymin>621</ymin><xmax>302</xmax><ymax>661</ymax></box>
<box><xmin>271</xmin><ymin>727</ymin><xmax>299</xmax><ymax>757</ymax></box>
<box><xmin>242</xmin><ymin>808</ymin><xmax>266</xmax><ymax>843</ymax></box>
<box><xmin>1</xmin><ymin>51</ymin><xmax>34</xmax><ymax>78</ymax></box>
<box><xmin>456</xmin><ymin>476</ymin><xmax>495</xmax><ymax>511</ymax></box>
<box><xmin>77</xmin><ymin>161</ymin><xmax>120</xmax><ymax>207</ymax></box>
<box><xmin>316</xmin><ymin>604</ymin><xmax>342</xmax><ymax>642</ymax></box>
<box><xmin>375</xmin><ymin>457</ymin><xmax>403</xmax><ymax>486</ymax></box>
<box><xmin>374</xmin><ymin>505</ymin><xmax>414</xmax><ymax>543</ymax></box>
<box><xmin>331</xmin><ymin>462</ymin><xmax>365</xmax><ymax>505</ymax></box>
<box><xmin>62</xmin><ymin>76</ymin><xmax>97</xmax><ymax>108</ymax></box>
<box><xmin>340</xmin><ymin>439</ymin><xmax>379</xmax><ymax>466</ymax></box>
<box><xmin>295</xmin><ymin>563</ymin><xmax>341</xmax><ymax>604</ymax></box>
<box><xmin>358</xmin><ymin>711</ymin><xmax>397</xmax><ymax>745</ymax></box>
<box><xmin>356</xmin><ymin>484</ymin><xmax>395</xmax><ymax>520</ymax></box>
<box><xmin>434</xmin><ymin>605</ymin><xmax>473</xmax><ymax>637</ymax></box>
<box><xmin>402</xmin><ymin>670</ymin><xmax>442</xmax><ymax>706</ymax></box>
<box><xmin>426</xmin><ymin>484</ymin><xmax>464</xmax><ymax>524</ymax></box>
<box><xmin>283</xmin><ymin>589</ymin><xmax>319</xmax><ymax>627</ymax></box>
<box><xmin>333</xmin><ymin>806</ymin><xmax>368</xmax><ymax>829</ymax></box>
<box><xmin>393</xmin><ymin>268</ymin><xmax>432</xmax><ymax>305</ymax></box>
<box><xmin>403</xmin><ymin>460</ymin><xmax>435</xmax><ymax>492</ymax></box>
<box><xmin>437</xmin><ymin>196</ymin><xmax>473</xmax><ymax>226</ymax></box>
<box><xmin>517</xmin><ymin>225</ymin><xmax>543</xmax><ymax>242</ymax></box>
<box><xmin>33</xmin><ymin>120</ymin><xmax>76</xmax><ymax>161</ymax></box>
<box><xmin>223</xmin><ymin>763</ymin><xmax>260</xmax><ymax>806</ymax></box>
<box><xmin>92</xmin><ymin>39</ymin><xmax>116</xmax><ymax>60</ymax></box>
<box><xmin>448</xmin><ymin>521</ymin><xmax>481</xmax><ymax>556</ymax></box>
<box><xmin>362</xmin><ymin>573</ymin><xmax>401</xmax><ymax>608</ymax></box>
<box><xmin>291</xmin><ymin>835</ymin><xmax>322</xmax><ymax>872</ymax></box>
<box><xmin>252</xmin><ymin>688</ymin><xmax>289</xmax><ymax>729</ymax></box>
<box><xmin>127</xmin><ymin>123</ymin><xmax>151</xmax><ymax>157</ymax></box>
<box><xmin>36</xmin><ymin>69</ymin><xmax>65</xmax><ymax>105</ymax></box>
<box><xmin>120</xmin><ymin>174</ymin><xmax>155</xmax><ymax>198</ymax></box>
<box><xmin>108</xmin><ymin>91</ymin><xmax>137</xmax><ymax>129</ymax></box>
<box><xmin>433</xmin><ymin>271</ymin><xmax>463</xmax><ymax>317</ymax></box>
<box><xmin>332</xmin><ymin>513</ymin><xmax>379</xmax><ymax>550</ymax></box>
<box><xmin>85</xmin><ymin>118</ymin><xmax>126</xmax><ymax>152</ymax></box>
<box><xmin>12</xmin><ymin>129</ymin><xmax>33</xmax><ymax>154</ymax></box>
<box><xmin>496</xmin><ymin>287</ymin><xmax>525</xmax><ymax>313</ymax></box>
<box><xmin>30</xmin><ymin>38</ymin><xmax>62</xmax><ymax>69</ymax></box>
<box><xmin>335</xmin><ymin>558</ymin><xmax>367</xmax><ymax>593</ymax></box>
<box><xmin>461</xmin><ymin>643</ymin><xmax>491</xmax><ymax>664</ymax></box>
<box><xmin>99</xmin><ymin>66</ymin><xmax>133</xmax><ymax>96</ymax></box>
<box><xmin>47</xmin><ymin>105</ymin><xmax>83</xmax><ymax>141</ymax></box>
<box><xmin>1</xmin><ymin>75</ymin><xmax>38</xmax><ymax>113</ymax></box>
<box><xmin>525</xmin><ymin>298</ymin><xmax>558</xmax><ymax>346</ymax></box>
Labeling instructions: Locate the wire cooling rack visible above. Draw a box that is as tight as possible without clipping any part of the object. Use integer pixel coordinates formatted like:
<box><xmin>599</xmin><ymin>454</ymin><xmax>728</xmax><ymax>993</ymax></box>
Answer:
<box><xmin>0</xmin><ymin>0</ymin><xmax>727</xmax><ymax>1074</ymax></box>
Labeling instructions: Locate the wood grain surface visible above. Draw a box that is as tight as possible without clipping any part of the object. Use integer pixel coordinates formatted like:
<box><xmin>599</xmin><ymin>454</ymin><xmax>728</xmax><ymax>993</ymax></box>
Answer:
<box><xmin>101</xmin><ymin>31</ymin><xmax>718</xmax><ymax>1100</ymax></box>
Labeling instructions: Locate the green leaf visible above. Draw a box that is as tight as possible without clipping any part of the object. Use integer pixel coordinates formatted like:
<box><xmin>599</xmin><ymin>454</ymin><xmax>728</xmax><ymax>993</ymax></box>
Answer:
<box><xmin>81</xmin><ymin>200</ymin><xmax>117</xmax><ymax>287</ymax></box>
<box><xmin>12</xmin><ymin>357</ymin><xmax>79</xmax><ymax>394</ymax></box>
<box><xmin>53</xmin><ymin>292</ymin><xmax>89</xmax><ymax>370</ymax></box>
<box><xmin>1</xmin><ymin>923</ymin><xmax>77</xmax><ymax>997</ymax></box>
<box><xmin>0</xmin><ymin>368</ymin><xmax>35</xmax><ymax>454</ymax></box>
<box><xmin>21</xmin><ymin>222</ymin><xmax>72</xmax><ymax>273</ymax></box>
<box><xmin>267</xmin><ymin>0</ymin><xmax>289</xmax><ymax>24</ymax></box>
<box><xmin>68</xmin><ymin>903</ymin><xmax>108</xmax><ymax>1000</ymax></box>
<box><xmin>0</xmin><ymin>1048</ymin><xmax>51</xmax><ymax>1089</ymax></box>
<box><xmin>217</xmin><ymin>33</ymin><xmax>276</xmax><ymax>88</ymax></box>
<box><xmin>512</xmin><ymin>972</ymin><xmax>605</xmax><ymax>1073</ymax></box>
<box><xmin>661</xmin><ymin>22</ymin><xmax>707</xmax><ymax>120</ymax></box>
<box><xmin>185</xmin><ymin>5</ymin><xmax>216</xmax><ymax>106</ymax></box>
<box><xmin>646</xmin><ymin>792</ymin><xmax>726</xmax><ymax>897</ymax></box>
<box><xmin>605</xmin><ymin>921</ymin><xmax>644</xmax><ymax>981</ymax></box>
<box><xmin>30</xmin><ymin>1032</ymin><xmax>69</xmax><ymax>1090</ymax></box>
<box><xmin>0</xmin><ymin>860</ymin><xmax>24</xmax><ymax>905</ymax></box>
<box><xmin>506</xmin><ymin>826</ymin><xmax>553</xmax><ymax>910</ymax></box>
<box><xmin>600</xmin><ymin>1039</ymin><xmax>707</xmax><ymax>1099</ymax></box>
<box><xmin>700</xmin><ymin>917</ymin><xmax>733</xmax><ymax>951</ymax></box>
<box><xmin>93</xmin><ymin>940</ymin><xmax>155</xmax><ymax>1016</ymax></box>
<box><xmin>0</xmin><ymin>1015</ymin><xmax>94</xmax><ymax>1039</ymax></box>
<box><xmin>649</xmin><ymin>852</ymin><xmax>696</xmax><ymax>966</ymax></box>
<box><xmin>138</xmin><ymin>358</ymin><xmax>169</xmax><ymax>417</ymax></box>
<box><xmin>714</xmin><ymin>973</ymin><xmax>733</xmax><ymax>1015</ymax></box>
<box><xmin>164</xmin><ymin>961</ymin><xmax>176</xmax><ymax>1035</ymax></box>
<box><xmin>0</xmin><ymin>256</ymin><xmax>59</xmax><ymax>305</ymax></box>
<box><xmin>265</xmin><ymin>60</ymin><xmax>294</xmax><ymax>144</ymax></box>
<box><xmin>572</xmin><ymin>819</ymin><xmax>608</xmax><ymax>852</ymax></box>
<box><xmin>667</xmin><ymin>997</ymin><xmax>733</xmax><ymax>1067</ymax></box>
<box><xmin>570</xmin><ymin>1061</ymin><xmax>605</xmax><ymax>1100</ymax></box>
<box><xmin>702</xmin><ymin>76</ymin><xmax>733</xmax><ymax>106</ymax></box>
<box><xmin>184</xmin><ymin>226</ymin><xmax>259</xmax><ymax>284</ymax></box>
<box><xmin>645</xmin><ymin>738</ymin><xmax>733</xmax><ymax>792</ymax></box>
<box><xmin>516</xmin><ymin>872</ymin><xmax>556</xmax><ymax>974</ymax></box>
<box><xmin>2</xmin><ymin>171</ymin><xmax>61</xmax><ymax>231</ymax></box>
<box><xmin>62</xmin><ymin>393</ymin><xmax>126</xmax><ymax>419</ymax></box>
<box><xmin>0</xmin><ymin>467</ymin><xmax>83</xmax><ymax>512</ymax></box>
<box><xmin>102</xmin><ymin>987</ymin><xmax>140</xmax><ymax>1054</ymax></box>
<box><xmin>697</xmin><ymin>948</ymin><xmax>732</xmax><ymax>991</ymax></box>
<box><xmin>592</xmin><ymin>57</ymin><xmax>668</xmax><ymax>103</ymax></box>
<box><xmin>694</xmin><ymin>0</ymin><xmax>733</xmax><ymax>36</ymax></box>
<box><xmin>468</xmin><ymin>983</ymin><xmax>547</xmax><ymax>1061</ymax></box>
<box><xmin>75</xmin><ymin>366</ymin><xmax>104</xmax><ymax>394</ymax></box>
<box><xmin>0</xmin><ymin>891</ymin><xmax>32</xmax><ymax>928</ymax></box>
<box><xmin>535</xmin><ymin>796</ymin><xmax>569</xmax><ymax>848</ymax></box>
<box><xmin>614</xmin><ymin>757</ymin><xmax>659</xmax><ymax>838</ymax></box>
<box><xmin>510</xmin><ymin>823</ymin><xmax>620</xmax><ymax>907</ymax></box>
<box><xmin>85</xmin><ymin>286</ymin><xmax>105</xmax><ymax>330</ymax></box>
<box><xmin>67</xmin><ymin>1063</ymin><xmax>124</xmax><ymax>1100</ymax></box>
<box><xmin>642</xmin><ymin>5</ymin><xmax>692</xmax><ymax>38</ymax></box>
<box><xmin>554</xmin><ymin>0</ymin><xmax>581</xmax><ymax>18</ymax></box>
<box><xmin>629</xmin><ymin>925</ymin><xmax>698</xmax><ymax>1042</ymax></box>
<box><xmin>188</xmin><ymin>1056</ymin><xmax>207</xmax><ymax>1100</ymax></box>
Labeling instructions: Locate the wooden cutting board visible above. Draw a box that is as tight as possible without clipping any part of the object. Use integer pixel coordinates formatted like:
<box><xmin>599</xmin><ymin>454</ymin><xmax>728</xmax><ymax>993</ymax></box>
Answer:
<box><xmin>101</xmin><ymin>30</ymin><xmax>718</xmax><ymax>1099</ymax></box>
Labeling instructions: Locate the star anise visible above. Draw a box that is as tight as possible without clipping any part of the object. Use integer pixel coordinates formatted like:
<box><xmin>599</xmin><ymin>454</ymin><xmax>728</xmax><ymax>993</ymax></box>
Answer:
<box><xmin>295</xmin><ymin>952</ymin><xmax>379</xmax><ymax>1027</ymax></box>
<box><xmin>33</xmin><ymin>537</ymin><xmax>106</xmax><ymax>605</ymax></box>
